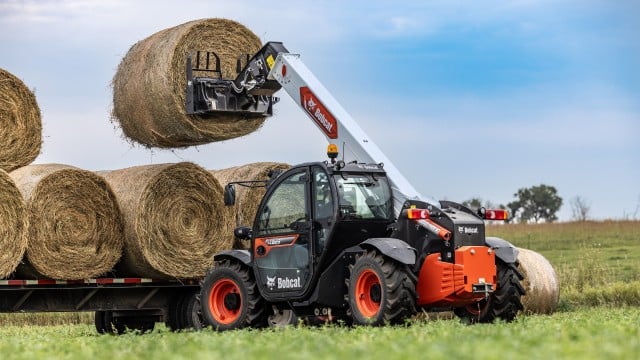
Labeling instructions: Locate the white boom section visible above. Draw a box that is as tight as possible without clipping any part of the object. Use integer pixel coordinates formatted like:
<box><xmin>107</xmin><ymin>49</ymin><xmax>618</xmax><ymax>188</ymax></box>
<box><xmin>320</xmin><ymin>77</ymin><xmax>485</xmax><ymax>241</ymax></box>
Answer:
<box><xmin>268</xmin><ymin>53</ymin><xmax>440</xmax><ymax>216</ymax></box>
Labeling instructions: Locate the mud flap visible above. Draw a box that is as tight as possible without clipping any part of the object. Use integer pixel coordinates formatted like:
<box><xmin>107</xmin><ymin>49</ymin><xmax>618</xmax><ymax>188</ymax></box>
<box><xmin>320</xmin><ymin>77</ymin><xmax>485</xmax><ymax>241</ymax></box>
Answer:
<box><xmin>485</xmin><ymin>237</ymin><xmax>519</xmax><ymax>264</ymax></box>
<box><xmin>360</xmin><ymin>238</ymin><xmax>416</xmax><ymax>265</ymax></box>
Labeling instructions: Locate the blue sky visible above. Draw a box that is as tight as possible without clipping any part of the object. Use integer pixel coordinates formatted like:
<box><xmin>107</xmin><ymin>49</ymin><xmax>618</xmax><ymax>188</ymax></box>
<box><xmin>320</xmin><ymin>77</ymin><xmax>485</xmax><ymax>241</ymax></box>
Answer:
<box><xmin>1</xmin><ymin>0</ymin><xmax>638</xmax><ymax>220</ymax></box>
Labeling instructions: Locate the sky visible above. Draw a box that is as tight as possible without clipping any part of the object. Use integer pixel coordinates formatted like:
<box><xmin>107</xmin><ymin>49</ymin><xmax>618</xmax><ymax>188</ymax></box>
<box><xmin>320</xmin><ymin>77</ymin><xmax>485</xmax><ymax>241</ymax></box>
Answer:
<box><xmin>1</xmin><ymin>0</ymin><xmax>638</xmax><ymax>221</ymax></box>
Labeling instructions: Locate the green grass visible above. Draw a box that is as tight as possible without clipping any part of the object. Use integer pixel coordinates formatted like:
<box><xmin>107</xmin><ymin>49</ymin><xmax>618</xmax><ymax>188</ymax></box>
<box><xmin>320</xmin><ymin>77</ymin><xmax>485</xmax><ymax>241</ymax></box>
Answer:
<box><xmin>488</xmin><ymin>220</ymin><xmax>640</xmax><ymax>308</ymax></box>
<box><xmin>0</xmin><ymin>221</ymin><xmax>638</xmax><ymax>359</ymax></box>
<box><xmin>0</xmin><ymin>307</ymin><xmax>638</xmax><ymax>360</ymax></box>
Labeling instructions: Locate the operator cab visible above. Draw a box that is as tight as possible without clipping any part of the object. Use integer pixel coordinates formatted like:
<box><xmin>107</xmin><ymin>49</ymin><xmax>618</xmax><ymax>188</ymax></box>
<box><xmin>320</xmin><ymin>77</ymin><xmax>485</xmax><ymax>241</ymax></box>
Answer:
<box><xmin>248</xmin><ymin>151</ymin><xmax>393</xmax><ymax>302</ymax></box>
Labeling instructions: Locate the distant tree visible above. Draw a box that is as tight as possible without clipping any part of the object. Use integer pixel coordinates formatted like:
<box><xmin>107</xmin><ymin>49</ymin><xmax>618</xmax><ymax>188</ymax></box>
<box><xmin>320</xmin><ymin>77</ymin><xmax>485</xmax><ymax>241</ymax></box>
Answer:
<box><xmin>507</xmin><ymin>184</ymin><xmax>563</xmax><ymax>223</ymax></box>
<box><xmin>570</xmin><ymin>195</ymin><xmax>591</xmax><ymax>221</ymax></box>
<box><xmin>462</xmin><ymin>197</ymin><xmax>483</xmax><ymax>209</ymax></box>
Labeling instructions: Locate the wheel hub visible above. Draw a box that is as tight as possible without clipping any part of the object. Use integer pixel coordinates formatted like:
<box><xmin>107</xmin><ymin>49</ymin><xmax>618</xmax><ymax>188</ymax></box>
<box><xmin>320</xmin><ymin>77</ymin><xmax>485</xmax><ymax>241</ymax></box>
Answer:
<box><xmin>369</xmin><ymin>284</ymin><xmax>381</xmax><ymax>303</ymax></box>
<box><xmin>224</xmin><ymin>292</ymin><xmax>241</xmax><ymax>311</ymax></box>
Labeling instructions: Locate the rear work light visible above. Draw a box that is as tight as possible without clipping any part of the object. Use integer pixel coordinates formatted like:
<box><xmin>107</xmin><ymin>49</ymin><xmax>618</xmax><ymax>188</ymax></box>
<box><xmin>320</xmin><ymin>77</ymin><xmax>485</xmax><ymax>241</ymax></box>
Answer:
<box><xmin>479</xmin><ymin>207</ymin><xmax>509</xmax><ymax>221</ymax></box>
<box><xmin>406</xmin><ymin>208</ymin><xmax>430</xmax><ymax>220</ymax></box>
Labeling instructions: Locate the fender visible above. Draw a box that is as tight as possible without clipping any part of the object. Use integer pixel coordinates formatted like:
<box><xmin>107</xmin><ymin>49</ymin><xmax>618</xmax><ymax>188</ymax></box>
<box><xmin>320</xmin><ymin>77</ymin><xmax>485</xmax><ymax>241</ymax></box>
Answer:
<box><xmin>360</xmin><ymin>238</ymin><xmax>416</xmax><ymax>265</ymax></box>
<box><xmin>485</xmin><ymin>237</ymin><xmax>519</xmax><ymax>264</ymax></box>
<box><xmin>213</xmin><ymin>249</ymin><xmax>251</xmax><ymax>266</ymax></box>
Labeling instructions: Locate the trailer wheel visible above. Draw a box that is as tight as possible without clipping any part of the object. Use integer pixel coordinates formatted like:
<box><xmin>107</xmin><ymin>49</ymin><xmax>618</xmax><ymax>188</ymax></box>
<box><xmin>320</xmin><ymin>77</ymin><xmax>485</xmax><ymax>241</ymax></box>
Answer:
<box><xmin>348</xmin><ymin>250</ymin><xmax>416</xmax><ymax>326</ymax></box>
<box><xmin>94</xmin><ymin>311</ymin><xmax>108</xmax><ymax>334</ymax></box>
<box><xmin>200</xmin><ymin>259</ymin><xmax>265</xmax><ymax>331</ymax></box>
<box><xmin>166</xmin><ymin>294</ymin><xmax>185</xmax><ymax>331</ymax></box>
<box><xmin>166</xmin><ymin>291</ymin><xmax>203</xmax><ymax>331</ymax></box>
<box><xmin>454</xmin><ymin>260</ymin><xmax>525</xmax><ymax>323</ymax></box>
<box><xmin>180</xmin><ymin>291</ymin><xmax>204</xmax><ymax>330</ymax></box>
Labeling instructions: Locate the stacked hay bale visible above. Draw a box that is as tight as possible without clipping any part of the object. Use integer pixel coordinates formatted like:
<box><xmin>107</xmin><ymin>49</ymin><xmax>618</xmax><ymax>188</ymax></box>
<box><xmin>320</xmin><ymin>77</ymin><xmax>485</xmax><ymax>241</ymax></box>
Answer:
<box><xmin>0</xmin><ymin>68</ymin><xmax>42</xmax><ymax>172</ymax></box>
<box><xmin>100</xmin><ymin>162</ymin><xmax>225</xmax><ymax>279</ymax></box>
<box><xmin>112</xmin><ymin>18</ymin><xmax>265</xmax><ymax>148</ymax></box>
<box><xmin>210</xmin><ymin>162</ymin><xmax>290</xmax><ymax>249</ymax></box>
<box><xmin>517</xmin><ymin>247</ymin><xmax>560</xmax><ymax>314</ymax></box>
<box><xmin>0</xmin><ymin>170</ymin><xmax>29</xmax><ymax>278</ymax></box>
<box><xmin>9</xmin><ymin>164</ymin><xmax>123</xmax><ymax>280</ymax></box>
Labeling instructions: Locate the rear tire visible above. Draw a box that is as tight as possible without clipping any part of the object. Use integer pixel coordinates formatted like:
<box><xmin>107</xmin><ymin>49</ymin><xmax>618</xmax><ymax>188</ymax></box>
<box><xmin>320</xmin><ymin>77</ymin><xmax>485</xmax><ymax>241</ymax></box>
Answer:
<box><xmin>454</xmin><ymin>260</ymin><xmax>525</xmax><ymax>323</ymax></box>
<box><xmin>200</xmin><ymin>259</ymin><xmax>265</xmax><ymax>331</ymax></box>
<box><xmin>348</xmin><ymin>250</ymin><xmax>417</xmax><ymax>326</ymax></box>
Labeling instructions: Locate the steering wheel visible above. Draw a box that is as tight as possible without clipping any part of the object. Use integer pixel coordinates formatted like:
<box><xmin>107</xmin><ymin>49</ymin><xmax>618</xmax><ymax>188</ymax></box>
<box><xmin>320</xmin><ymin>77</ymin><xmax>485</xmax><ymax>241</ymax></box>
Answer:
<box><xmin>289</xmin><ymin>217</ymin><xmax>307</xmax><ymax>231</ymax></box>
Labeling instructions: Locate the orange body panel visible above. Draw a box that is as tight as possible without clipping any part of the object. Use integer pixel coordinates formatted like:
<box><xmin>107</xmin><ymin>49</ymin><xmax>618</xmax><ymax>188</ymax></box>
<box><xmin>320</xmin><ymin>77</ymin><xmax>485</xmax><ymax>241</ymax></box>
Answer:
<box><xmin>416</xmin><ymin>246</ymin><xmax>496</xmax><ymax>307</ymax></box>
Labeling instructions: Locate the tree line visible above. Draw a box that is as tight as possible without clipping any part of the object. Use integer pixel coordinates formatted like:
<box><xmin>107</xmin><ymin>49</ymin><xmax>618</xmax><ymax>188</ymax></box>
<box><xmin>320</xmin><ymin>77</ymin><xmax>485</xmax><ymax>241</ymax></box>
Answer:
<box><xmin>461</xmin><ymin>184</ymin><xmax>592</xmax><ymax>223</ymax></box>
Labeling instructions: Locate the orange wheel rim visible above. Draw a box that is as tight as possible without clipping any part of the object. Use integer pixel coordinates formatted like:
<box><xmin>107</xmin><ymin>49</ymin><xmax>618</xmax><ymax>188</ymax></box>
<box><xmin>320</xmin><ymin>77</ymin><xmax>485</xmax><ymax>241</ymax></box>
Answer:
<box><xmin>355</xmin><ymin>269</ymin><xmax>381</xmax><ymax>318</ymax></box>
<box><xmin>209</xmin><ymin>279</ymin><xmax>242</xmax><ymax>324</ymax></box>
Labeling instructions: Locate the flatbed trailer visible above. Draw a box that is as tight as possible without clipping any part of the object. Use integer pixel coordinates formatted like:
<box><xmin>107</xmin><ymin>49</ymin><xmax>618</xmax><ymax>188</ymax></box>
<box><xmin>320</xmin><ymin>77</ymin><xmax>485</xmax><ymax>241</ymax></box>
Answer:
<box><xmin>0</xmin><ymin>277</ymin><xmax>203</xmax><ymax>333</ymax></box>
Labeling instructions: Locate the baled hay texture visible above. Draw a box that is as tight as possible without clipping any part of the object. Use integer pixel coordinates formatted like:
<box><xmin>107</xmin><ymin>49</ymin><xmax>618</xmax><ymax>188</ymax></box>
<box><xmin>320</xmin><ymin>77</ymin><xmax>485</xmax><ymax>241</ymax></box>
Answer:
<box><xmin>0</xmin><ymin>169</ymin><xmax>28</xmax><ymax>278</ymax></box>
<box><xmin>210</xmin><ymin>162</ymin><xmax>290</xmax><ymax>249</ymax></box>
<box><xmin>9</xmin><ymin>164</ymin><xmax>123</xmax><ymax>280</ymax></box>
<box><xmin>112</xmin><ymin>18</ymin><xmax>265</xmax><ymax>148</ymax></box>
<box><xmin>101</xmin><ymin>162</ymin><xmax>224</xmax><ymax>278</ymax></box>
<box><xmin>517</xmin><ymin>247</ymin><xmax>560</xmax><ymax>314</ymax></box>
<box><xmin>0</xmin><ymin>69</ymin><xmax>42</xmax><ymax>172</ymax></box>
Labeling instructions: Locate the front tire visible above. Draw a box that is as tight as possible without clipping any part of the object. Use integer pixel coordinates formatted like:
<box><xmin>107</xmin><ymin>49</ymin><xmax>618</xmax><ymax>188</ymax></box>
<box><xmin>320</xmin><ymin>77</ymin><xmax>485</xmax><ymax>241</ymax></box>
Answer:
<box><xmin>200</xmin><ymin>259</ymin><xmax>265</xmax><ymax>331</ymax></box>
<box><xmin>454</xmin><ymin>260</ymin><xmax>525</xmax><ymax>323</ymax></box>
<box><xmin>348</xmin><ymin>250</ymin><xmax>416</xmax><ymax>326</ymax></box>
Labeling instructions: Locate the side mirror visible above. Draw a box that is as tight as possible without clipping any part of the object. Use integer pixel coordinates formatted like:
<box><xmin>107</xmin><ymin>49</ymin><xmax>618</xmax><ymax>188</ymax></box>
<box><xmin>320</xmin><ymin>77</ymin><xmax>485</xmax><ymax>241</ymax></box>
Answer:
<box><xmin>234</xmin><ymin>226</ymin><xmax>252</xmax><ymax>240</ymax></box>
<box><xmin>224</xmin><ymin>184</ymin><xmax>236</xmax><ymax>206</ymax></box>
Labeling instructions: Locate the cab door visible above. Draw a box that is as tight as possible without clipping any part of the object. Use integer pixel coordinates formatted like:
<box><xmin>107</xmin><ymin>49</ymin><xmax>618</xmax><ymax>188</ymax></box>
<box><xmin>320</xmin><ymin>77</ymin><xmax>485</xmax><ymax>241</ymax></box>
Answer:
<box><xmin>252</xmin><ymin>168</ymin><xmax>312</xmax><ymax>300</ymax></box>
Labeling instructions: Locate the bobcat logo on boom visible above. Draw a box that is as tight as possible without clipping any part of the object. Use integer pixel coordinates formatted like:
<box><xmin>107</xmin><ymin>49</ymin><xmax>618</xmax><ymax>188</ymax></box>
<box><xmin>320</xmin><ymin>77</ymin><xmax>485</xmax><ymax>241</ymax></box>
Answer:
<box><xmin>300</xmin><ymin>87</ymin><xmax>338</xmax><ymax>139</ymax></box>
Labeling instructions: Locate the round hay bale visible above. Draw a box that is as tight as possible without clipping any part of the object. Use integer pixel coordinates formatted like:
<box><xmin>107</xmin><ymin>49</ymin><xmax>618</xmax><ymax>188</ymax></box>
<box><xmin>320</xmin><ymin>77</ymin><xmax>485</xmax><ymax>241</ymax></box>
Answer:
<box><xmin>112</xmin><ymin>18</ymin><xmax>266</xmax><ymax>148</ymax></box>
<box><xmin>517</xmin><ymin>247</ymin><xmax>560</xmax><ymax>314</ymax></box>
<box><xmin>9</xmin><ymin>164</ymin><xmax>123</xmax><ymax>280</ymax></box>
<box><xmin>101</xmin><ymin>162</ymin><xmax>225</xmax><ymax>279</ymax></box>
<box><xmin>0</xmin><ymin>169</ymin><xmax>28</xmax><ymax>278</ymax></box>
<box><xmin>0</xmin><ymin>68</ymin><xmax>42</xmax><ymax>172</ymax></box>
<box><xmin>210</xmin><ymin>162</ymin><xmax>290</xmax><ymax>249</ymax></box>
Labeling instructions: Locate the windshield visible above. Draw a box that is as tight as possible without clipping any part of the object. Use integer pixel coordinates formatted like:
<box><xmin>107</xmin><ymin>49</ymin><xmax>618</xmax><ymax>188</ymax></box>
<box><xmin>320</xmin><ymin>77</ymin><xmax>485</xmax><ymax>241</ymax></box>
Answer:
<box><xmin>334</xmin><ymin>173</ymin><xmax>393</xmax><ymax>221</ymax></box>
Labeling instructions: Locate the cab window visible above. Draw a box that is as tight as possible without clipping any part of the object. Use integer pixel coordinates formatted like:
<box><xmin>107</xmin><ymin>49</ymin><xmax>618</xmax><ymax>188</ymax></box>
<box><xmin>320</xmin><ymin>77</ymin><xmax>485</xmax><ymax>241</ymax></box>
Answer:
<box><xmin>256</xmin><ymin>171</ymin><xmax>308</xmax><ymax>236</ymax></box>
<box><xmin>335</xmin><ymin>173</ymin><xmax>392</xmax><ymax>221</ymax></box>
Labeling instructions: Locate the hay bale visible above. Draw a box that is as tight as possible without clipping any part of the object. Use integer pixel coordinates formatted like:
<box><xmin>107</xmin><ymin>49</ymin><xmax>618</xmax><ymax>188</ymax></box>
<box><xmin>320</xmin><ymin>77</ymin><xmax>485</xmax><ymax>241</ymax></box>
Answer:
<box><xmin>112</xmin><ymin>18</ymin><xmax>266</xmax><ymax>148</ymax></box>
<box><xmin>517</xmin><ymin>247</ymin><xmax>560</xmax><ymax>314</ymax></box>
<box><xmin>101</xmin><ymin>162</ymin><xmax>225</xmax><ymax>278</ymax></box>
<box><xmin>0</xmin><ymin>169</ymin><xmax>28</xmax><ymax>278</ymax></box>
<box><xmin>9</xmin><ymin>164</ymin><xmax>123</xmax><ymax>280</ymax></box>
<box><xmin>0</xmin><ymin>68</ymin><xmax>42</xmax><ymax>172</ymax></box>
<box><xmin>210</xmin><ymin>162</ymin><xmax>290</xmax><ymax>249</ymax></box>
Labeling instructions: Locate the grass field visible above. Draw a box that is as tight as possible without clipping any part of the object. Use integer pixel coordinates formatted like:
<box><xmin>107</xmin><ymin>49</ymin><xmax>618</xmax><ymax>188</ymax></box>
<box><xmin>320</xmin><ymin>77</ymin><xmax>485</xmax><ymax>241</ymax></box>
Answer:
<box><xmin>0</xmin><ymin>307</ymin><xmax>638</xmax><ymax>359</ymax></box>
<box><xmin>0</xmin><ymin>221</ymin><xmax>638</xmax><ymax>359</ymax></box>
<box><xmin>487</xmin><ymin>220</ymin><xmax>640</xmax><ymax>308</ymax></box>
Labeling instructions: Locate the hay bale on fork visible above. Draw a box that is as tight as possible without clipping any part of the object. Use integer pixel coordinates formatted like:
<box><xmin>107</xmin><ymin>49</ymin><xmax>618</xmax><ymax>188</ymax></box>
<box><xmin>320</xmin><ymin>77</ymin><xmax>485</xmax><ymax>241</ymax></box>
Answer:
<box><xmin>210</xmin><ymin>162</ymin><xmax>290</xmax><ymax>250</ymax></box>
<box><xmin>100</xmin><ymin>162</ymin><xmax>225</xmax><ymax>279</ymax></box>
<box><xmin>112</xmin><ymin>18</ymin><xmax>265</xmax><ymax>148</ymax></box>
<box><xmin>0</xmin><ymin>169</ymin><xmax>28</xmax><ymax>278</ymax></box>
<box><xmin>517</xmin><ymin>247</ymin><xmax>560</xmax><ymax>314</ymax></box>
<box><xmin>0</xmin><ymin>68</ymin><xmax>42</xmax><ymax>172</ymax></box>
<box><xmin>9</xmin><ymin>164</ymin><xmax>123</xmax><ymax>280</ymax></box>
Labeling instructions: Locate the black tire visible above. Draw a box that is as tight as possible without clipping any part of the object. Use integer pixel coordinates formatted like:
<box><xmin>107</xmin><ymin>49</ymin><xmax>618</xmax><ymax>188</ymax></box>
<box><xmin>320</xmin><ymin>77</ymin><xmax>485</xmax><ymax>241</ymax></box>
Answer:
<box><xmin>454</xmin><ymin>260</ymin><xmax>525</xmax><ymax>323</ymax></box>
<box><xmin>166</xmin><ymin>293</ymin><xmax>185</xmax><ymax>331</ymax></box>
<box><xmin>94</xmin><ymin>311</ymin><xmax>108</xmax><ymax>334</ymax></box>
<box><xmin>180</xmin><ymin>291</ymin><xmax>204</xmax><ymax>330</ymax></box>
<box><xmin>166</xmin><ymin>291</ymin><xmax>203</xmax><ymax>331</ymax></box>
<box><xmin>348</xmin><ymin>250</ymin><xmax>417</xmax><ymax>326</ymax></box>
<box><xmin>200</xmin><ymin>259</ymin><xmax>265</xmax><ymax>331</ymax></box>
